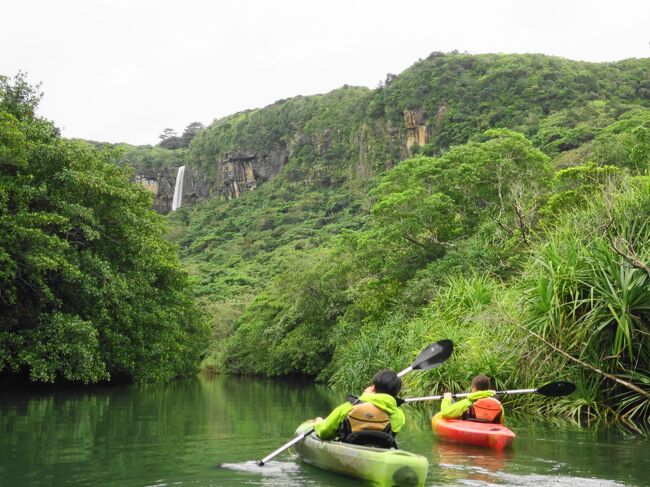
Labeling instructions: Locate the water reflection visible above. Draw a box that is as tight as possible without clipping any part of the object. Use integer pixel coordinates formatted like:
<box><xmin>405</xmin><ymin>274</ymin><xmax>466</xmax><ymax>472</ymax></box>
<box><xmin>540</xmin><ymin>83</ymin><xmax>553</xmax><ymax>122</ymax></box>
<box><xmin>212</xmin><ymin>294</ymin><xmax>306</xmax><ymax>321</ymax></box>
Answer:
<box><xmin>434</xmin><ymin>441</ymin><xmax>513</xmax><ymax>484</ymax></box>
<box><xmin>0</xmin><ymin>376</ymin><xmax>346</xmax><ymax>486</ymax></box>
<box><xmin>0</xmin><ymin>377</ymin><xmax>648</xmax><ymax>486</ymax></box>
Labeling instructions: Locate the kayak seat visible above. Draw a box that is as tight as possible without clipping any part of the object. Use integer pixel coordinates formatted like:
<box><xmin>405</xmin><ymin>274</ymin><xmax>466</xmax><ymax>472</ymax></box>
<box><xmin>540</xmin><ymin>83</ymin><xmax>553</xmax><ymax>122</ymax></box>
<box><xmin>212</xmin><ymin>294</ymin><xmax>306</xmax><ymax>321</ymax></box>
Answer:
<box><xmin>342</xmin><ymin>430</ymin><xmax>398</xmax><ymax>449</ymax></box>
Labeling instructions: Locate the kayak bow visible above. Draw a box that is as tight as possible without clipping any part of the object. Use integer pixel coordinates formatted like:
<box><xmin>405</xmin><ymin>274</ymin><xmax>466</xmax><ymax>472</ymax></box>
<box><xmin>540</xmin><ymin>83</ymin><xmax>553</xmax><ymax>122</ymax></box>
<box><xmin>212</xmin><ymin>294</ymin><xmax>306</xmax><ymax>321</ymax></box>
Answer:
<box><xmin>432</xmin><ymin>413</ymin><xmax>516</xmax><ymax>450</ymax></box>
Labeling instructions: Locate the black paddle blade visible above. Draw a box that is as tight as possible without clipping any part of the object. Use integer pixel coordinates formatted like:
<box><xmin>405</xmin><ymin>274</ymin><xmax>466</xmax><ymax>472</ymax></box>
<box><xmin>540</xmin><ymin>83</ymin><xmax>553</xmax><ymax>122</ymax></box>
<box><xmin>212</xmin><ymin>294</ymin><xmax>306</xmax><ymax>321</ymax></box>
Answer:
<box><xmin>412</xmin><ymin>339</ymin><xmax>453</xmax><ymax>371</ymax></box>
<box><xmin>537</xmin><ymin>381</ymin><xmax>576</xmax><ymax>397</ymax></box>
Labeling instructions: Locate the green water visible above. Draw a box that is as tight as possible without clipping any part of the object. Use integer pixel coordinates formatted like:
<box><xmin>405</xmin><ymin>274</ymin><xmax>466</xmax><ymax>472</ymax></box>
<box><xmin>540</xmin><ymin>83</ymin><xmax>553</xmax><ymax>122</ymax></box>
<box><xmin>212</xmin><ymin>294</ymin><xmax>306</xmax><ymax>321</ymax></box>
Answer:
<box><xmin>1</xmin><ymin>376</ymin><xmax>648</xmax><ymax>486</ymax></box>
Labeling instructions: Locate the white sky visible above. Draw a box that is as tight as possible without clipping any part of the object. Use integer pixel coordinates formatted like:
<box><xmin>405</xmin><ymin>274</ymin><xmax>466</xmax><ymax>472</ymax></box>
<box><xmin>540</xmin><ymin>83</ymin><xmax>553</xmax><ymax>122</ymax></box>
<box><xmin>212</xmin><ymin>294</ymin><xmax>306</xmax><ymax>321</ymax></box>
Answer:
<box><xmin>2</xmin><ymin>0</ymin><xmax>649</xmax><ymax>145</ymax></box>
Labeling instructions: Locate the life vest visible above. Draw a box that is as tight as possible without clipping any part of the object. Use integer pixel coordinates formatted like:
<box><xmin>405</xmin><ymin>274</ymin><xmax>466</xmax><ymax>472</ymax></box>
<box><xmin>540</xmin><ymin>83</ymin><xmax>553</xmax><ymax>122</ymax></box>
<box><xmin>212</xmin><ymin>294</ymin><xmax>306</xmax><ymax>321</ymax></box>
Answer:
<box><xmin>462</xmin><ymin>397</ymin><xmax>503</xmax><ymax>423</ymax></box>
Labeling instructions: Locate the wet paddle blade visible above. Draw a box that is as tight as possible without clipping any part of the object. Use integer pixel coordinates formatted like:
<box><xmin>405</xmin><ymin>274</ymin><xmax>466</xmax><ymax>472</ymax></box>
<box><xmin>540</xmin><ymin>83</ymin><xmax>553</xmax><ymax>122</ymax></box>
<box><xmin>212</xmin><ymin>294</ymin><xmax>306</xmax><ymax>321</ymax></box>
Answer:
<box><xmin>412</xmin><ymin>339</ymin><xmax>453</xmax><ymax>371</ymax></box>
<box><xmin>537</xmin><ymin>381</ymin><xmax>576</xmax><ymax>397</ymax></box>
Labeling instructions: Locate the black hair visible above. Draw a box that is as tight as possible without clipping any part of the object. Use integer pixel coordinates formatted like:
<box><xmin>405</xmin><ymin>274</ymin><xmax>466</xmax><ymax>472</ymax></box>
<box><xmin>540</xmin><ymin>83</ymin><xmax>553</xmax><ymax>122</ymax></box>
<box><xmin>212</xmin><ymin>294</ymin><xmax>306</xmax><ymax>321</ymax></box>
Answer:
<box><xmin>372</xmin><ymin>369</ymin><xmax>402</xmax><ymax>397</ymax></box>
<box><xmin>471</xmin><ymin>374</ymin><xmax>491</xmax><ymax>391</ymax></box>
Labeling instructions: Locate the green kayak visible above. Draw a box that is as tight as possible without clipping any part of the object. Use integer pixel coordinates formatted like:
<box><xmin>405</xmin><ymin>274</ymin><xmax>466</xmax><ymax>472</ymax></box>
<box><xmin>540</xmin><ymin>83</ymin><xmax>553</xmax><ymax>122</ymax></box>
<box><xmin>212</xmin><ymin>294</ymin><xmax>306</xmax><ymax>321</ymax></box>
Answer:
<box><xmin>293</xmin><ymin>420</ymin><xmax>428</xmax><ymax>487</ymax></box>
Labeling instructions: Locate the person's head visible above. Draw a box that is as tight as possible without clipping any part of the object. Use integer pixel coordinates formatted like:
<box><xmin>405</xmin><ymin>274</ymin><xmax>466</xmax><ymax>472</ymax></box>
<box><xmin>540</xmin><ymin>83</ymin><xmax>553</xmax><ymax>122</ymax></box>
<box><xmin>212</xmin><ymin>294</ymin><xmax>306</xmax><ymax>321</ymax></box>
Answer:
<box><xmin>471</xmin><ymin>374</ymin><xmax>491</xmax><ymax>392</ymax></box>
<box><xmin>371</xmin><ymin>369</ymin><xmax>402</xmax><ymax>397</ymax></box>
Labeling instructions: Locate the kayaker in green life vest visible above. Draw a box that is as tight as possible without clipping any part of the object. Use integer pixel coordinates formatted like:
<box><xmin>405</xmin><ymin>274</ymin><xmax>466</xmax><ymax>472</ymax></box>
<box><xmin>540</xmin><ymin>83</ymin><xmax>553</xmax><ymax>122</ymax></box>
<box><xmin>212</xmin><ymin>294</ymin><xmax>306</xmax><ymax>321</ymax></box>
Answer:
<box><xmin>441</xmin><ymin>374</ymin><xmax>505</xmax><ymax>424</ymax></box>
<box><xmin>313</xmin><ymin>369</ymin><xmax>405</xmax><ymax>448</ymax></box>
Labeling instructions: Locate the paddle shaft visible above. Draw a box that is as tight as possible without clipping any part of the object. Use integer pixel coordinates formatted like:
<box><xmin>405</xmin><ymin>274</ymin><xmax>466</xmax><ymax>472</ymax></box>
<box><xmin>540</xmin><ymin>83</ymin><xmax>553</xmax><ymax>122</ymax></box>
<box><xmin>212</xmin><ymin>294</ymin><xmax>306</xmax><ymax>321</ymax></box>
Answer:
<box><xmin>258</xmin><ymin>428</ymin><xmax>314</xmax><ymax>466</ymax></box>
<box><xmin>397</xmin><ymin>366</ymin><xmax>412</xmax><ymax>378</ymax></box>
<box><xmin>404</xmin><ymin>388</ymin><xmax>537</xmax><ymax>403</ymax></box>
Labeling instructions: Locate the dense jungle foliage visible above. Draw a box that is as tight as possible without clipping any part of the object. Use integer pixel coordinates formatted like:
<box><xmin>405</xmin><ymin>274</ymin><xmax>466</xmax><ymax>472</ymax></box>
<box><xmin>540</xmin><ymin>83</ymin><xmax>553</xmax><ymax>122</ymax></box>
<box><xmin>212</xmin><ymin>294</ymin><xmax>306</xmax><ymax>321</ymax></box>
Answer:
<box><xmin>165</xmin><ymin>53</ymin><xmax>650</xmax><ymax>421</ymax></box>
<box><xmin>0</xmin><ymin>73</ymin><xmax>208</xmax><ymax>384</ymax></box>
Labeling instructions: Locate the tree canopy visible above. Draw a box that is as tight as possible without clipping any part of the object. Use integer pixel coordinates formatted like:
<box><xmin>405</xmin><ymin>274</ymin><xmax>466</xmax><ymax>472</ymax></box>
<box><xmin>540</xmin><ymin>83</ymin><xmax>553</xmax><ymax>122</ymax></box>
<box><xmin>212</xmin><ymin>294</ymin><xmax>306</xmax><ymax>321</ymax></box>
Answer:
<box><xmin>0</xmin><ymin>74</ymin><xmax>208</xmax><ymax>383</ymax></box>
<box><xmin>158</xmin><ymin>122</ymin><xmax>205</xmax><ymax>149</ymax></box>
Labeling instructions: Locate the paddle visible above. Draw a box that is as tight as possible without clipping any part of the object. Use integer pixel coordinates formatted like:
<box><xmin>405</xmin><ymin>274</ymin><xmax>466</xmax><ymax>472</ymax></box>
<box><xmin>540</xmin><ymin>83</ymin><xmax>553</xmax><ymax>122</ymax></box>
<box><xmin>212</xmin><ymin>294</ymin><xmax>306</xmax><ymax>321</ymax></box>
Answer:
<box><xmin>257</xmin><ymin>339</ymin><xmax>453</xmax><ymax>466</ymax></box>
<box><xmin>403</xmin><ymin>380</ymin><xmax>576</xmax><ymax>403</ymax></box>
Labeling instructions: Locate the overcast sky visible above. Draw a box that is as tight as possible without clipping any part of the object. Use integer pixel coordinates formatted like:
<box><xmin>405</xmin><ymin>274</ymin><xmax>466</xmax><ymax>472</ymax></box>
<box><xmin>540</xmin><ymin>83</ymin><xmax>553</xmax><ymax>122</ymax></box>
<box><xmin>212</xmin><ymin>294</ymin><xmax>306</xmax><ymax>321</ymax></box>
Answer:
<box><xmin>2</xmin><ymin>0</ymin><xmax>648</xmax><ymax>145</ymax></box>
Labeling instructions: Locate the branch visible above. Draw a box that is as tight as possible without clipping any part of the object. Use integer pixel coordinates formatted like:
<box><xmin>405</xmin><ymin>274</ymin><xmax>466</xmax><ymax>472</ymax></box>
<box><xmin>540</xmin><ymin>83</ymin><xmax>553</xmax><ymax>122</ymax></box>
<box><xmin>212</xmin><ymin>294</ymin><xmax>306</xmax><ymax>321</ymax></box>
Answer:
<box><xmin>509</xmin><ymin>319</ymin><xmax>650</xmax><ymax>400</ymax></box>
<box><xmin>494</xmin><ymin>217</ymin><xmax>514</xmax><ymax>238</ymax></box>
<box><xmin>603</xmin><ymin>217</ymin><xmax>650</xmax><ymax>279</ymax></box>
<box><xmin>610</xmin><ymin>237</ymin><xmax>650</xmax><ymax>280</ymax></box>
<box><xmin>404</xmin><ymin>234</ymin><xmax>429</xmax><ymax>249</ymax></box>
<box><xmin>509</xmin><ymin>201</ymin><xmax>529</xmax><ymax>246</ymax></box>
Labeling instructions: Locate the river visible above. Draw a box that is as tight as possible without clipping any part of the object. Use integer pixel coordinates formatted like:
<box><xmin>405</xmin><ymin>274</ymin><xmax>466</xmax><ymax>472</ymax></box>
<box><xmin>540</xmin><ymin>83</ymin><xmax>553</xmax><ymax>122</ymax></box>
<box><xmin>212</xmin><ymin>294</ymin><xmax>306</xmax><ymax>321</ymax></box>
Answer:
<box><xmin>0</xmin><ymin>376</ymin><xmax>648</xmax><ymax>486</ymax></box>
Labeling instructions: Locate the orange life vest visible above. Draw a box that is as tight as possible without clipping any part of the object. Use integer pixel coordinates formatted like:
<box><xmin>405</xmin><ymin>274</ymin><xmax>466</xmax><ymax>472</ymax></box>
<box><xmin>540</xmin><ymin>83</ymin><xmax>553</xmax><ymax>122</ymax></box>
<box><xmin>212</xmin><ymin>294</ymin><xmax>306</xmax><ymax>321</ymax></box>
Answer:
<box><xmin>463</xmin><ymin>397</ymin><xmax>503</xmax><ymax>423</ymax></box>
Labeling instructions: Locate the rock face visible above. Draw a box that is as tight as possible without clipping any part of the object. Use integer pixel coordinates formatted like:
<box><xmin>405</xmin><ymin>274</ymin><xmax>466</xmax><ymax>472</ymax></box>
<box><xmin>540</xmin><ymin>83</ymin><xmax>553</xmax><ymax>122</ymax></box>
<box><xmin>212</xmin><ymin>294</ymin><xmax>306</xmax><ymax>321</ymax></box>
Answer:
<box><xmin>133</xmin><ymin>109</ymin><xmax>428</xmax><ymax>213</ymax></box>
<box><xmin>133</xmin><ymin>167</ymin><xmax>177</xmax><ymax>213</ymax></box>
<box><xmin>132</xmin><ymin>147</ymin><xmax>290</xmax><ymax>213</ymax></box>
<box><xmin>217</xmin><ymin>149</ymin><xmax>289</xmax><ymax>200</ymax></box>
<box><xmin>404</xmin><ymin>108</ymin><xmax>430</xmax><ymax>151</ymax></box>
<box><xmin>403</xmin><ymin>105</ymin><xmax>448</xmax><ymax>153</ymax></box>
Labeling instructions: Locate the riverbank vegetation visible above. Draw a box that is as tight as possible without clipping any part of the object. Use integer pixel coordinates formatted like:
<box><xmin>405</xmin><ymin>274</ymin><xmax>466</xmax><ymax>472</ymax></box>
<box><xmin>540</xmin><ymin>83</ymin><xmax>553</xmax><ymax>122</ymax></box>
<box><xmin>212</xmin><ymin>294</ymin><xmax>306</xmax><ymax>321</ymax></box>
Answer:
<box><xmin>0</xmin><ymin>73</ymin><xmax>208</xmax><ymax>384</ymax></box>
<box><xmin>5</xmin><ymin>51</ymin><xmax>648</xmax><ymax>422</ymax></box>
<box><xmin>168</xmin><ymin>53</ymin><xmax>650</xmax><ymax>422</ymax></box>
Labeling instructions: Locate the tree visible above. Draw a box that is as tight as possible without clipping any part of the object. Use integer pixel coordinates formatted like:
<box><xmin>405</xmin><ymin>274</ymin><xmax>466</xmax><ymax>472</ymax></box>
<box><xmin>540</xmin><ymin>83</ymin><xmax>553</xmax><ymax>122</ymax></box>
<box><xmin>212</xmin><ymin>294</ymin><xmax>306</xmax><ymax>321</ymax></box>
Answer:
<box><xmin>157</xmin><ymin>123</ymin><xmax>204</xmax><ymax>149</ymax></box>
<box><xmin>0</xmin><ymin>71</ymin><xmax>43</xmax><ymax>121</ymax></box>
<box><xmin>0</xmin><ymin>76</ymin><xmax>208</xmax><ymax>383</ymax></box>
<box><xmin>540</xmin><ymin>162</ymin><xmax>623</xmax><ymax>218</ymax></box>
<box><xmin>180</xmin><ymin>121</ymin><xmax>204</xmax><ymax>147</ymax></box>
<box><xmin>371</xmin><ymin>129</ymin><xmax>551</xmax><ymax>252</ymax></box>
<box><xmin>158</xmin><ymin>128</ymin><xmax>182</xmax><ymax>149</ymax></box>
<box><xmin>630</xmin><ymin>126</ymin><xmax>650</xmax><ymax>173</ymax></box>
<box><xmin>159</xmin><ymin>127</ymin><xmax>177</xmax><ymax>140</ymax></box>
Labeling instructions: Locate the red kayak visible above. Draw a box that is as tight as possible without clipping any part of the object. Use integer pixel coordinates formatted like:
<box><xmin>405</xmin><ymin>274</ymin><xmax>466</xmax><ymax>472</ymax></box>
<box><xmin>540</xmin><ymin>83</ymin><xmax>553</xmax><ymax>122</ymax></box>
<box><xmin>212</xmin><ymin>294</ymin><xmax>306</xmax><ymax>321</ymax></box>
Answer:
<box><xmin>431</xmin><ymin>413</ymin><xmax>516</xmax><ymax>450</ymax></box>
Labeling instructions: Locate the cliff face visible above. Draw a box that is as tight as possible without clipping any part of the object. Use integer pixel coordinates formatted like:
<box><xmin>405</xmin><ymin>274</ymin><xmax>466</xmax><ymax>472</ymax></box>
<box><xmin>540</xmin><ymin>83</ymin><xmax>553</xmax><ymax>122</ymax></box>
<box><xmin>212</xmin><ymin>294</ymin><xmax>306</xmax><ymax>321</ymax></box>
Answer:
<box><xmin>133</xmin><ymin>147</ymin><xmax>291</xmax><ymax>213</ymax></box>
<box><xmin>217</xmin><ymin>148</ymin><xmax>290</xmax><ymax>199</ymax></box>
<box><xmin>132</xmin><ymin>86</ymin><xmax>407</xmax><ymax>212</ymax></box>
<box><xmin>133</xmin><ymin>165</ymin><xmax>209</xmax><ymax>213</ymax></box>
<box><xmin>133</xmin><ymin>108</ymin><xmax>444</xmax><ymax>212</ymax></box>
<box><xmin>133</xmin><ymin>168</ymin><xmax>177</xmax><ymax>213</ymax></box>
<box><xmin>404</xmin><ymin>108</ymin><xmax>430</xmax><ymax>151</ymax></box>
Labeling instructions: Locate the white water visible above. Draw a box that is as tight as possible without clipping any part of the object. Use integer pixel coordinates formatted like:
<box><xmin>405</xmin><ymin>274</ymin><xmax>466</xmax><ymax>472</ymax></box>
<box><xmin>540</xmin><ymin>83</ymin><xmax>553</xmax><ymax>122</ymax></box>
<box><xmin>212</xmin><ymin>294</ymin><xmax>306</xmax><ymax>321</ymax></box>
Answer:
<box><xmin>171</xmin><ymin>165</ymin><xmax>185</xmax><ymax>211</ymax></box>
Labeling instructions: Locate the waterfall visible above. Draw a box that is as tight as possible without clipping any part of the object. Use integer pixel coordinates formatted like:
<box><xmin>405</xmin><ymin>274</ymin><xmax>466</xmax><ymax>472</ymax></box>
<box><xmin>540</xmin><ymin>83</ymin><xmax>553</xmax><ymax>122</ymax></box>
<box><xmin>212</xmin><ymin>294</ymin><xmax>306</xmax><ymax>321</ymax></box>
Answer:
<box><xmin>171</xmin><ymin>165</ymin><xmax>186</xmax><ymax>211</ymax></box>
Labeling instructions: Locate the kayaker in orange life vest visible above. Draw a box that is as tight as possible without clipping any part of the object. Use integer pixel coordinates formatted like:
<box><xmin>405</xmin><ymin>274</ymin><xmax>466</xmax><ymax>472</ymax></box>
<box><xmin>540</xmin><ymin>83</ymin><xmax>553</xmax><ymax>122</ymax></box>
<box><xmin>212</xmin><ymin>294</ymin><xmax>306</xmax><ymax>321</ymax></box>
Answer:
<box><xmin>313</xmin><ymin>369</ymin><xmax>405</xmax><ymax>447</ymax></box>
<box><xmin>440</xmin><ymin>375</ymin><xmax>505</xmax><ymax>424</ymax></box>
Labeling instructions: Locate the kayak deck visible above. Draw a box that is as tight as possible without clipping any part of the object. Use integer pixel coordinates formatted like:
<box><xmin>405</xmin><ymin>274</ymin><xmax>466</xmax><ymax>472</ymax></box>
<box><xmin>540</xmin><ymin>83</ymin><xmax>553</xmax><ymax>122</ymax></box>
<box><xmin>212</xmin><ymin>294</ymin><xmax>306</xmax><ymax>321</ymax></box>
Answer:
<box><xmin>432</xmin><ymin>413</ymin><xmax>516</xmax><ymax>450</ymax></box>
<box><xmin>294</xmin><ymin>420</ymin><xmax>428</xmax><ymax>487</ymax></box>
